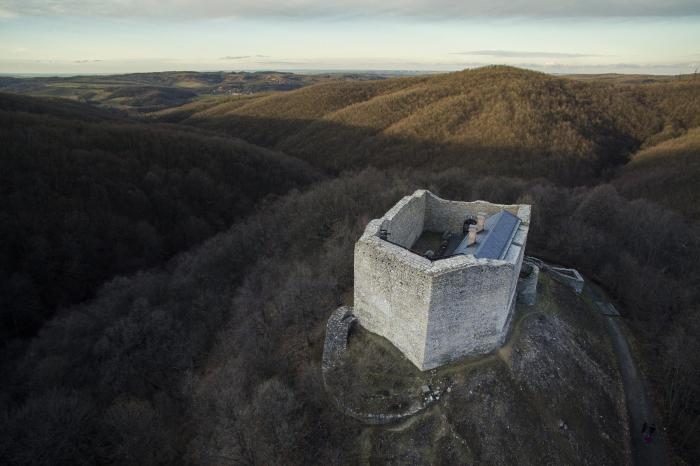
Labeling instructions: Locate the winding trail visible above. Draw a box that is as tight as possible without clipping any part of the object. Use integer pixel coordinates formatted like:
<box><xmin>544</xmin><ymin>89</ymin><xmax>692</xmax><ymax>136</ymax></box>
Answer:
<box><xmin>531</xmin><ymin>255</ymin><xmax>667</xmax><ymax>466</ymax></box>
<box><xmin>583</xmin><ymin>283</ymin><xmax>667</xmax><ymax>466</ymax></box>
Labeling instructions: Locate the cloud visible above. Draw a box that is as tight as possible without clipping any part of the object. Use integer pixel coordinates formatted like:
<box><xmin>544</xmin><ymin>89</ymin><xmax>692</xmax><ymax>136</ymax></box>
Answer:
<box><xmin>453</xmin><ymin>50</ymin><xmax>602</xmax><ymax>59</ymax></box>
<box><xmin>74</xmin><ymin>59</ymin><xmax>102</xmax><ymax>63</ymax></box>
<box><xmin>0</xmin><ymin>6</ymin><xmax>17</xmax><ymax>17</ymax></box>
<box><xmin>255</xmin><ymin>60</ymin><xmax>315</xmax><ymax>66</ymax></box>
<box><xmin>220</xmin><ymin>55</ymin><xmax>269</xmax><ymax>60</ymax></box>
<box><xmin>1</xmin><ymin>0</ymin><xmax>698</xmax><ymax>19</ymax></box>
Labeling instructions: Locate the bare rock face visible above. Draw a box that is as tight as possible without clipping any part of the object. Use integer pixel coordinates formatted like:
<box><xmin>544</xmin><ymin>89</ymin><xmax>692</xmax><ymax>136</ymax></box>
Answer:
<box><xmin>353</xmin><ymin>190</ymin><xmax>531</xmax><ymax>370</ymax></box>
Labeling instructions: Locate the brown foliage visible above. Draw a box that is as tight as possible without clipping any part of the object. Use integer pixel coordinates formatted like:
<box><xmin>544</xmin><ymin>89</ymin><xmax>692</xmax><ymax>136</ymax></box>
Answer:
<box><xmin>175</xmin><ymin>66</ymin><xmax>700</xmax><ymax>185</ymax></box>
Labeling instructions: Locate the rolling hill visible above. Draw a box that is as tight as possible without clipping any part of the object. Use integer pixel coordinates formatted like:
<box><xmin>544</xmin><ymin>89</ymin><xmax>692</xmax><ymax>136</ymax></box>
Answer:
<box><xmin>1</xmin><ymin>67</ymin><xmax>700</xmax><ymax>465</ymax></box>
<box><xmin>615</xmin><ymin>127</ymin><xmax>700</xmax><ymax>221</ymax></box>
<box><xmin>0</xmin><ymin>92</ymin><xmax>321</xmax><ymax>340</ymax></box>
<box><xmin>0</xmin><ymin>71</ymin><xmax>387</xmax><ymax>113</ymax></box>
<box><xmin>169</xmin><ymin>66</ymin><xmax>700</xmax><ymax>185</ymax></box>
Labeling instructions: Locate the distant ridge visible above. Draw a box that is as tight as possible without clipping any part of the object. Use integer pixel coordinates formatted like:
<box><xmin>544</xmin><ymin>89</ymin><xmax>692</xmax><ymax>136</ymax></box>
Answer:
<box><xmin>173</xmin><ymin>66</ymin><xmax>700</xmax><ymax>185</ymax></box>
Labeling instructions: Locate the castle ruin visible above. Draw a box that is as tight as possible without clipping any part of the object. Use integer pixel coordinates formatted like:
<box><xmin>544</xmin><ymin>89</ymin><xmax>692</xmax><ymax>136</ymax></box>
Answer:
<box><xmin>353</xmin><ymin>190</ymin><xmax>531</xmax><ymax>370</ymax></box>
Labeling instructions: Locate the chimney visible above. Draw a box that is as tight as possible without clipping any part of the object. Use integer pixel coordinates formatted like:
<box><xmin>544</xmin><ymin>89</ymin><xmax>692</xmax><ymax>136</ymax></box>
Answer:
<box><xmin>477</xmin><ymin>212</ymin><xmax>487</xmax><ymax>232</ymax></box>
<box><xmin>467</xmin><ymin>224</ymin><xmax>478</xmax><ymax>246</ymax></box>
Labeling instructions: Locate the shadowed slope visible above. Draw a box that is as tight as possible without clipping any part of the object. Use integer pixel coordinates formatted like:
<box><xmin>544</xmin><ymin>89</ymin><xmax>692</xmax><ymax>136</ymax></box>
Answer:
<box><xmin>0</xmin><ymin>93</ymin><xmax>321</xmax><ymax>340</ymax></box>
<box><xmin>0</xmin><ymin>91</ymin><xmax>126</xmax><ymax>121</ymax></box>
<box><xmin>4</xmin><ymin>169</ymin><xmax>697</xmax><ymax>464</ymax></box>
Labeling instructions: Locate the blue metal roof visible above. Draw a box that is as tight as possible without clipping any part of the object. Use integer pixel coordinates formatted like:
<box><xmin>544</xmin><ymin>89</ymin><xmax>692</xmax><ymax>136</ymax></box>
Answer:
<box><xmin>474</xmin><ymin>210</ymin><xmax>521</xmax><ymax>259</ymax></box>
<box><xmin>452</xmin><ymin>209</ymin><xmax>521</xmax><ymax>259</ymax></box>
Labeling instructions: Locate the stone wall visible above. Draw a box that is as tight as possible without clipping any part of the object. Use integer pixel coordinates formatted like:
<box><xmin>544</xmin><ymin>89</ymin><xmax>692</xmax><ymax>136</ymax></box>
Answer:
<box><xmin>550</xmin><ymin>267</ymin><xmax>585</xmax><ymax>294</ymax></box>
<box><xmin>424</xmin><ymin>192</ymin><xmax>522</xmax><ymax>234</ymax></box>
<box><xmin>423</xmin><ymin>258</ymin><xmax>515</xmax><ymax>368</ymax></box>
<box><xmin>381</xmin><ymin>191</ymin><xmax>426</xmax><ymax>248</ymax></box>
<box><xmin>354</xmin><ymin>228</ymin><xmax>432</xmax><ymax>367</ymax></box>
<box><xmin>517</xmin><ymin>262</ymin><xmax>539</xmax><ymax>306</ymax></box>
<box><xmin>353</xmin><ymin>190</ymin><xmax>531</xmax><ymax>371</ymax></box>
<box><xmin>322</xmin><ymin>306</ymin><xmax>357</xmax><ymax>371</ymax></box>
<box><xmin>321</xmin><ymin>305</ymin><xmax>438</xmax><ymax>425</ymax></box>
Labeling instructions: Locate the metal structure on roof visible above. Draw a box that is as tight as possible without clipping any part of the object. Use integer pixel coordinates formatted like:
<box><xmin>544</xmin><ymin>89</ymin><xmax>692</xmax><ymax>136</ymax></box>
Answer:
<box><xmin>453</xmin><ymin>209</ymin><xmax>521</xmax><ymax>260</ymax></box>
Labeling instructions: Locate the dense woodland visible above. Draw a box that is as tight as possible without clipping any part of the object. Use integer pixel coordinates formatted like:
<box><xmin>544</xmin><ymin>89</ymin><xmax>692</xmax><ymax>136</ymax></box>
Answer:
<box><xmin>1</xmin><ymin>67</ymin><xmax>700</xmax><ymax>464</ymax></box>
<box><xmin>0</xmin><ymin>93</ymin><xmax>319</xmax><ymax>340</ymax></box>
<box><xmin>174</xmin><ymin>67</ymin><xmax>700</xmax><ymax>185</ymax></box>
<box><xmin>616</xmin><ymin>126</ymin><xmax>700</xmax><ymax>220</ymax></box>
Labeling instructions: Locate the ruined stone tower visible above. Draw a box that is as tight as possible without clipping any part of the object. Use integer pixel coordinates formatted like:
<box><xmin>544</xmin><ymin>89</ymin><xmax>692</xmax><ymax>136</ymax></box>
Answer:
<box><xmin>353</xmin><ymin>190</ymin><xmax>531</xmax><ymax>370</ymax></box>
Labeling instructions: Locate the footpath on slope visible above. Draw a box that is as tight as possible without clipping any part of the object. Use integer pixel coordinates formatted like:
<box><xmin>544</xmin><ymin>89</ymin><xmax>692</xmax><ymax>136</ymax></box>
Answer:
<box><xmin>583</xmin><ymin>282</ymin><xmax>668</xmax><ymax>466</ymax></box>
<box><xmin>323</xmin><ymin>257</ymin><xmax>667</xmax><ymax>464</ymax></box>
<box><xmin>533</xmin><ymin>256</ymin><xmax>667</xmax><ymax>466</ymax></box>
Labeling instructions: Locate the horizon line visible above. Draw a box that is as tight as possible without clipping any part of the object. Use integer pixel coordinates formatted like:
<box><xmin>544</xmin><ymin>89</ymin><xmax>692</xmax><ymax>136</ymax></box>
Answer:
<box><xmin>1</xmin><ymin>66</ymin><xmax>699</xmax><ymax>79</ymax></box>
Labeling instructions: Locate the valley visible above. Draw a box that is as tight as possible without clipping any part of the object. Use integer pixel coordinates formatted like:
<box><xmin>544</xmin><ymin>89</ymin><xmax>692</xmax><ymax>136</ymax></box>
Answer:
<box><xmin>1</xmin><ymin>66</ymin><xmax>699</xmax><ymax>465</ymax></box>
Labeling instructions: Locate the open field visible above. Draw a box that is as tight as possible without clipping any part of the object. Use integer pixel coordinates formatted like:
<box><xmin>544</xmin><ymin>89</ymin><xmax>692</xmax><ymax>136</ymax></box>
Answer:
<box><xmin>0</xmin><ymin>71</ymin><xmax>389</xmax><ymax>113</ymax></box>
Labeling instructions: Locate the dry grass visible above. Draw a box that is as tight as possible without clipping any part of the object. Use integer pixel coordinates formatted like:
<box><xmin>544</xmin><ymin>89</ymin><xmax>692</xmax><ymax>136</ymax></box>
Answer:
<box><xmin>340</xmin><ymin>274</ymin><xmax>628</xmax><ymax>464</ymax></box>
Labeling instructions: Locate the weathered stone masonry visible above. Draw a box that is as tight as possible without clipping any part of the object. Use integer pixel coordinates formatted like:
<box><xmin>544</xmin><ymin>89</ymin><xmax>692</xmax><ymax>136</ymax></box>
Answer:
<box><xmin>353</xmin><ymin>190</ymin><xmax>531</xmax><ymax>370</ymax></box>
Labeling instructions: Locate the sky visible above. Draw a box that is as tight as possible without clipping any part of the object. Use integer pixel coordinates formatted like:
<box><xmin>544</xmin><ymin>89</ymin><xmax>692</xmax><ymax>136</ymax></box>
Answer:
<box><xmin>0</xmin><ymin>0</ymin><xmax>699</xmax><ymax>75</ymax></box>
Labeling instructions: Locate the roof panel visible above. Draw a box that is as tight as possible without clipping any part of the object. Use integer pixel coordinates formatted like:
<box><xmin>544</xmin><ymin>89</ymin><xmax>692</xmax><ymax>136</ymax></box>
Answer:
<box><xmin>474</xmin><ymin>210</ymin><xmax>521</xmax><ymax>259</ymax></box>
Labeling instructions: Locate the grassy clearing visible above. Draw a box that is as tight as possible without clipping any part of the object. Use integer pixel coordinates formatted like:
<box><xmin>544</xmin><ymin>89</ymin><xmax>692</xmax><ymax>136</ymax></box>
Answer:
<box><xmin>333</xmin><ymin>325</ymin><xmax>426</xmax><ymax>414</ymax></box>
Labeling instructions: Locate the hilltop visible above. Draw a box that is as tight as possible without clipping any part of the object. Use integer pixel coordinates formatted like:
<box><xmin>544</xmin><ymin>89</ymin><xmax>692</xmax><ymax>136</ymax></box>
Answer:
<box><xmin>325</xmin><ymin>274</ymin><xmax>629</xmax><ymax>464</ymax></box>
<box><xmin>171</xmin><ymin>66</ymin><xmax>700</xmax><ymax>185</ymax></box>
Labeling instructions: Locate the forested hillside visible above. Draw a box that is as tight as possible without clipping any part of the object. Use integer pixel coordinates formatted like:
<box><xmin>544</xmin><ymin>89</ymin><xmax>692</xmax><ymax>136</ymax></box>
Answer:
<box><xmin>615</xmin><ymin>127</ymin><xmax>700</xmax><ymax>220</ymax></box>
<box><xmin>1</xmin><ymin>67</ymin><xmax>700</xmax><ymax>465</ymax></box>
<box><xmin>174</xmin><ymin>67</ymin><xmax>700</xmax><ymax>185</ymax></box>
<box><xmin>1</xmin><ymin>169</ymin><xmax>698</xmax><ymax>464</ymax></box>
<box><xmin>0</xmin><ymin>93</ymin><xmax>320</xmax><ymax>341</ymax></box>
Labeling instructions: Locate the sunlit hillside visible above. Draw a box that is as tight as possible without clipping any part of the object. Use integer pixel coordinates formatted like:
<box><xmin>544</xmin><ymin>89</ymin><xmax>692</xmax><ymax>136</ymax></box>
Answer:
<box><xmin>171</xmin><ymin>66</ymin><xmax>700</xmax><ymax>184</ymax></box>
<box><xmin>0</xmin><ymin>71</ymin><xmax>387</xmax><ymax>113</ymax></box>
<box><xmin>615</xmin><ymin>127</ymin><xmax>700</xmax><ymax>220</ymax></box>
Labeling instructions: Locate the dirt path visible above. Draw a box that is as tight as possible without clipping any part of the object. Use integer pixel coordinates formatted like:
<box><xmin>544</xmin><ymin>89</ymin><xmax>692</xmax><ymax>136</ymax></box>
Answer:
<box><xmin>581</xmin><ymin>276</ymin><xmax>667</xmax><ymax>465</ymax></box>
